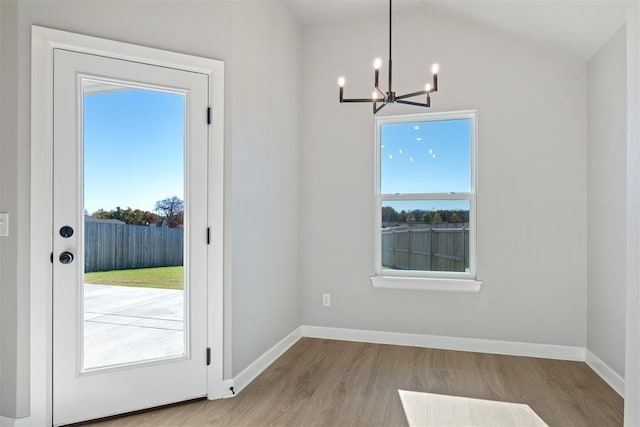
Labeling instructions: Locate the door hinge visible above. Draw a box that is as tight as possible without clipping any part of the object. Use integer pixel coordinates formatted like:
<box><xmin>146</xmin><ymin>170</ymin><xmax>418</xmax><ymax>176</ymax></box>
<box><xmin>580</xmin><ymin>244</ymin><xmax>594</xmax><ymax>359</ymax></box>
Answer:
<box><xmin>206</xmin><ymin>347</ymin><xmax>211</xmax><ymax>366</ymax></box>
<box><xmin>207</xmin><ymin>107</ymin><xmax>212</xmax><ymax>125</ymax></box>
<box><xmin>206</xmin><ymin>227</ymin><xmax>211</xmax><ymax>245</ymax></box>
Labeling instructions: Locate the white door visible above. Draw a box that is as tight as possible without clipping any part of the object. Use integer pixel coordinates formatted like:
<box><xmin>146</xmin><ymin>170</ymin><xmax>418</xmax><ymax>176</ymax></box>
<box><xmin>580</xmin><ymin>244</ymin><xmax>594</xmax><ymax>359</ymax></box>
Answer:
<box><xmin>53</xmin><ymin>49</ymin><xmax>209</xmax><ymax>425</ymax></box>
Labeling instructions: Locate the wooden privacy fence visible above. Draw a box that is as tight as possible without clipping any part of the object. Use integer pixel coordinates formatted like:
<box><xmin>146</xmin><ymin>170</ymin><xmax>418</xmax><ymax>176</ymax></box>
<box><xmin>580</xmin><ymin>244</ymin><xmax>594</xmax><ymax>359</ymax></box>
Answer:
<box><xmin>84</xmin><ymin>222</ymin><xmax>183</xmax><ymax>272</ymax></box>
<box><xmin>381</xmin><ymin>225</ymin><xmax>469</xmax><ymax>272</ymax></box>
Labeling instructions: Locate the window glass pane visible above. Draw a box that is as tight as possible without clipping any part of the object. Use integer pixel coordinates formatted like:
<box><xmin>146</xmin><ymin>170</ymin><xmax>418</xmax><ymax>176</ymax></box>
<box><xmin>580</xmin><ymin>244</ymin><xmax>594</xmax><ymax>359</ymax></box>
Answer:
<box><xmin>381</xmin><ymin>119</ymin><xmax>471</xmax><ymax>194</ymax></box>
<box><xmin>381</xmin><ymin>200</ymin><xmax>470</xmax><ymax>273</ymax></box>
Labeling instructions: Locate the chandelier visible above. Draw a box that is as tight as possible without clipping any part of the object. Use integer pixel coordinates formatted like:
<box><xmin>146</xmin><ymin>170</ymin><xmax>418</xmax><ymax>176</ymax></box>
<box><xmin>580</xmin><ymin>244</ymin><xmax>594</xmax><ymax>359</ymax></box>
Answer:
<box><xmin>337</xmin><ymin>0</ymin><xmax>440</xmax><ymax>114</ymax></box>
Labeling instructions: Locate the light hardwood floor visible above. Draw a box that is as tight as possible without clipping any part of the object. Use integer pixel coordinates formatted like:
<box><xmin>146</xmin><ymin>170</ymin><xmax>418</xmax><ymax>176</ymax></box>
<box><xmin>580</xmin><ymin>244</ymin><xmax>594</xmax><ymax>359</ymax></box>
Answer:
<box><xmin>85</xmin><ymin>338</ymin><xmax>623</xmax><ymax>426</ymax></box>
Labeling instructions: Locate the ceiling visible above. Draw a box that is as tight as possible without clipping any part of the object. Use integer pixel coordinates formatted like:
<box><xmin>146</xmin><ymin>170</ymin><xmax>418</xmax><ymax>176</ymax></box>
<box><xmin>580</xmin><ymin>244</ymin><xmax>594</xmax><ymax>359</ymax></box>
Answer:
<box><xmin>284</xmin><ymin>0</ymin><xmax>630</xmax><ymax>60</ymax></box>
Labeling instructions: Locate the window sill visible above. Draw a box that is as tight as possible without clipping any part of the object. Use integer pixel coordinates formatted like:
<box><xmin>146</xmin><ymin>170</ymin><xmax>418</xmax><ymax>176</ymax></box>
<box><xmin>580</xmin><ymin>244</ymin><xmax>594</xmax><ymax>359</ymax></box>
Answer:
<box><xmin>370</xmin><ymin>275</ymin><xmax>482</xmax><ymax>292</ymax></box>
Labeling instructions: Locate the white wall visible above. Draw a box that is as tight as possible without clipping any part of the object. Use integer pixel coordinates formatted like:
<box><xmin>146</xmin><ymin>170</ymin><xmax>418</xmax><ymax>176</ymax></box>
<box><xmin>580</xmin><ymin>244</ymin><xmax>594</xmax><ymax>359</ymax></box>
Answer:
<box><xmin>300</xmin><ymin>9</ymin><xmax>588</xmax><ymax>346</ymax></box>
<box><xmin>0</xmin><ymin>0</ymin><xmax>23</xmax><ymax>419</ymax></box>
<box><xmin>0</xmin><ymin>0</ymin><xmax>300</xmax><ymax>419</ymax></box>
<box><xmin>587</xmin><ymin>26</ymin><xmax>627</xmax><ymax>380</ymax></box>
<box><xmin>0</xmin><ymin>0</ymin><xmax>6</xmax><ymax>418</ymax></box>
<box><xmin>0</xmin><ymin>0</ymin><xmax>3</xmax><ymax>414</ymax></box>
<box><xmin>229</xmin><ymin>2</ymin><xmax>301</xmax><ymax>377</ymax></box>
<box><xmin>625</xmin><ymin>2</ymin><xmax>640</xmax><ymax>423</ymax></box>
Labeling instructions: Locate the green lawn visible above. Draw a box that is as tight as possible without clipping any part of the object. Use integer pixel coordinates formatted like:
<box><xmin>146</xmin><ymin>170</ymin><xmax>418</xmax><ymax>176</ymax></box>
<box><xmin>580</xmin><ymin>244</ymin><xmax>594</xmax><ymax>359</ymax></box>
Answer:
<box><xmin>84</xmin><ymin>266</ymin><xmax>184</xmax><ymax>290</ymax></box>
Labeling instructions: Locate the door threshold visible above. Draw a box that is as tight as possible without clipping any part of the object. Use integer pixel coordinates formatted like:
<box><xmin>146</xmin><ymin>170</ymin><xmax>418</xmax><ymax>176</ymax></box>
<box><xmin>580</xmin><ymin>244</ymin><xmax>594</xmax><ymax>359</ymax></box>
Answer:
<box><xmin>64</xmin><ymin>397</ymin><xmax>207</xmax><ymax>426</ymax></box>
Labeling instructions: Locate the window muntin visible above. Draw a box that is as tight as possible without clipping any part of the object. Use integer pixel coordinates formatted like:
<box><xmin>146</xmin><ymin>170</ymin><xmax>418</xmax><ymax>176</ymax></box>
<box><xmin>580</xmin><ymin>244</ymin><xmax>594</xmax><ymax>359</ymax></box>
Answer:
<box><xmin>375</xmin><ymin>111</ymin><xmax>477</xmax><ymax>280</ymax></box>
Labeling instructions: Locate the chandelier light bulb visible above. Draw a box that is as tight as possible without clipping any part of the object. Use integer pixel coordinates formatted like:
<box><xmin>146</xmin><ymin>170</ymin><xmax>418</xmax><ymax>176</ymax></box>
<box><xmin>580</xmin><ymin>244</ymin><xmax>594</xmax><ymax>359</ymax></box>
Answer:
<box><xmin>431</xmin><ymin>63</ymin><xmax>440</xmax><ymax>74</ymax></box>
<box><xmin>338</xmin><ymin>76</ymin><xmax>346</xmax><ymax>87</ymax></box>
<box><xmin>373</xmin><ymin>58</ymin><xmax>383</xmax><ymax>70</ymax></box>
<box><xmin>372</xmin><ymin>91</ymin><xmax>379</xmax><ymax>100</ymax></box>
<box><xmin>425</xmin><ymin>83</ymin><xmax>432</xmax><ymax>92</ymax></box>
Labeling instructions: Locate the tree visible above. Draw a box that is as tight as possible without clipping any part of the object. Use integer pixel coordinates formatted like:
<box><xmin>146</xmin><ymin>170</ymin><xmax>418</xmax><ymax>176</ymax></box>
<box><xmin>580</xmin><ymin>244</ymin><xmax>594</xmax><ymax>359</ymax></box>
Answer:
<box><xmin>154</xmin><ymin>196</ymin><xmax>184</xmax><ymax>228</ymax></box>
<box><xmin>406</xmin><ymin>213</ymin><xmax>416</xmax><ymax>224</ymax></box>
<box><xmin>91</xmin><ymin>207</ymin><xmax>159</xmax><ymax>225</ymax></box>
<box><xmin>381</xmin><ymin>206</ymin><xmax>399</xmax><ymax>223</ymax></box>
<box><xmin>432</xmin><ymin>212</ymin><xmax>443</xmax><ymax>223</ymax></box>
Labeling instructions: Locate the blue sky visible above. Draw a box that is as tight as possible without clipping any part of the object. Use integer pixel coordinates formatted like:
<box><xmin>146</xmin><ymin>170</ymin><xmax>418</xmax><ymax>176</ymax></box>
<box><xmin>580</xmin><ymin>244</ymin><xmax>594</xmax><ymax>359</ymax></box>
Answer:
<box><xmin>83</xmin><ymin>88</ymin><xmax>469</xmax><ymax>215</ymax></box>
<box><xmin>381</xmin><ymin>118</ymin><xmax>471</xmax><ymax>212</ymax></box>
<box><xmin>83</xmin><ymin>87</ymin><xmax>185</xmax><ymax>214</ymax></box>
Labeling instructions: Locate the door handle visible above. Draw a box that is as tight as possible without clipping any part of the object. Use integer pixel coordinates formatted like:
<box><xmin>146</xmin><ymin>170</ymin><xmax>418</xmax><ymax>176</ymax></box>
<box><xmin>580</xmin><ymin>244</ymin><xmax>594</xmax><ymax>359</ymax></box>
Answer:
<box><xmin>59</xmin><ymin>252</ymin><xmax>74</xmax><ymax>264</ymax></box>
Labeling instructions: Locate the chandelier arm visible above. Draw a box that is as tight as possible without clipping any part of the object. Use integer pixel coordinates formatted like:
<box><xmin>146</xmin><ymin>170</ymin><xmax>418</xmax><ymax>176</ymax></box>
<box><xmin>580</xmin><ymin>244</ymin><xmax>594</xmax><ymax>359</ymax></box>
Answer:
<box><xmin>375</xmin><ymin>71</ymin><xmax>388</xmax><ymax>100</ymax></box>
<box><xmin>396</xmin><ymin>90</ymin><xmax>429</xmax><ymax>100</ymax></box>
<box><xmin>341</xmin><ymin>98</ymin><xmax>377</xmax><ymax>103</ymax></box>
<box><xmin>396</xmin><ymin>99</ymin><xmax>430</xmax><ymax>108</ymax></box>
<box><xmin>374</xmin><ymin>102</ymin><xmax>387</xmax><ymax>114</ymax></box>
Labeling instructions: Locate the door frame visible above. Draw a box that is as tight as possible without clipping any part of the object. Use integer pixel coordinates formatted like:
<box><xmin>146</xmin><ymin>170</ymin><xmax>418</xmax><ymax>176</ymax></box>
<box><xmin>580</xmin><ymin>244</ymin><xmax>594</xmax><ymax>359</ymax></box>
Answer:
<box><xmin>30</xmin><ymin>26</ymin><xmax>225</xmax><ymax>426</ymax></box>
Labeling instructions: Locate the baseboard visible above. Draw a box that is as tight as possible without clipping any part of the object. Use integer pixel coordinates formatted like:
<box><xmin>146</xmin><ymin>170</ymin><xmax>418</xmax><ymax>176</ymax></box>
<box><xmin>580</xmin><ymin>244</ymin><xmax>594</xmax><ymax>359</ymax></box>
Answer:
<box><xmin>0</xmin><ymin>416</ymin><xmax>30</xmax><ymax>427</ymax></box>
<box><xmin>301</xmin><ymin>325</ymin><xmax>585</xmax><ymax>361</ymax></box>
<box><xmin>585</xmin><ymin>349</ymin><xmax>625</xmax><ymax>397</ymax></box>
<box><xmin>229</xmin><ymin>326</ymin><xmax>302</xmax><ymax>396</ymax></box>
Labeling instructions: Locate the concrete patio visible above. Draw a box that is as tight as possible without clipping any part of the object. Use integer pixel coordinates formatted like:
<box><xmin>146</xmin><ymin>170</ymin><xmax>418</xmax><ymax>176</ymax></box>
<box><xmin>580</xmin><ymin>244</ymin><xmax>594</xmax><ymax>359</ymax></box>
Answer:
<box><xmin>83</xmin><ymin>283</ymin><xmax>184</xmax><ymax>370</ymax></box>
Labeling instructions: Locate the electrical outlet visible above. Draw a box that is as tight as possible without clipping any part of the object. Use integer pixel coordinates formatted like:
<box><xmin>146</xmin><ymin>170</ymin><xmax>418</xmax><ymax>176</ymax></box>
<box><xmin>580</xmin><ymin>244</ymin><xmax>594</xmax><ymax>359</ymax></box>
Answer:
<box><xmin>322</xmin><ymin>293</ymin><xmax>331</xmax><ymax>307</ymax></box>
<box><xmin>0</xmin><ymin>213</ymin><xmax>8</xmax><ymax>237</ymax></box>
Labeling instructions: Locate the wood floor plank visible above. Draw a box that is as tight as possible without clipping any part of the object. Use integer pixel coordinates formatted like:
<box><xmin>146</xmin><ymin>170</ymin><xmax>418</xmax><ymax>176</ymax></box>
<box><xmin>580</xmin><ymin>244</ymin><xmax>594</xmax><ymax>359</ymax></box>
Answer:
<box><xmin>85</xmin><ymin>338</ymin><xmax>623</xmax><ymax>427</ymax></box>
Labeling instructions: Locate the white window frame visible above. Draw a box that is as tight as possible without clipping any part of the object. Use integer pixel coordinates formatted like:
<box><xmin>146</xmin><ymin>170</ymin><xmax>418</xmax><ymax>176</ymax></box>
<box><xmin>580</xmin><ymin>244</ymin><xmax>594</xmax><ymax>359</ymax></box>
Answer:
<box><xmin>371</xmin><ymin>110</ymin><xmax>482</xmax><ymax>292</ymax></box>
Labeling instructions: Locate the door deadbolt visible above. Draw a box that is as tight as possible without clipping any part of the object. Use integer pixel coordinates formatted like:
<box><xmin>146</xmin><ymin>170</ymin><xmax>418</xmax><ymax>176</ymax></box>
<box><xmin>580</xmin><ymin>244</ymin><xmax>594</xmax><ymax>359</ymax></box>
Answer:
<box><xmin>59</xmin><ymin>252</ymin><xmax>74</xmax><ymax>264</ymax></box>
<box><xmin>60</xmin><ymin>226</ymin><xmax>74</xmax><ymax>238</ymax></box>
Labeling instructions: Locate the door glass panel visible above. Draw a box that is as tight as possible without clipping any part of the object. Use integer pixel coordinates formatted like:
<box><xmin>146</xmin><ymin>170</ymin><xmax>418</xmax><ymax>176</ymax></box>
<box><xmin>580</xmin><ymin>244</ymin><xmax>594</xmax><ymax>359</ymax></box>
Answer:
<box><xmin>81</xmin><ymin>79</ymin><xmax>187</xmax><ymax>370</ymax></box>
